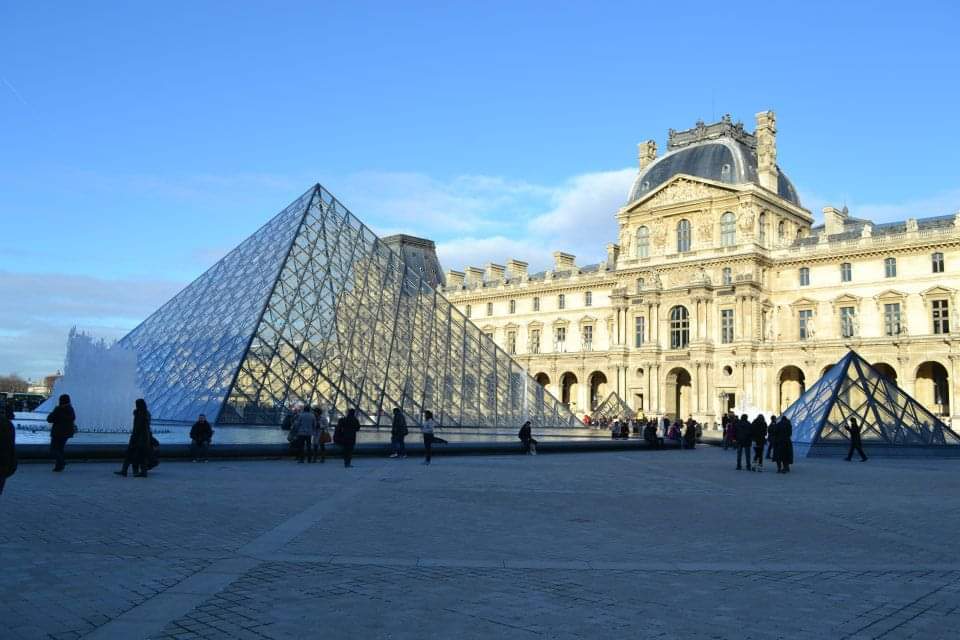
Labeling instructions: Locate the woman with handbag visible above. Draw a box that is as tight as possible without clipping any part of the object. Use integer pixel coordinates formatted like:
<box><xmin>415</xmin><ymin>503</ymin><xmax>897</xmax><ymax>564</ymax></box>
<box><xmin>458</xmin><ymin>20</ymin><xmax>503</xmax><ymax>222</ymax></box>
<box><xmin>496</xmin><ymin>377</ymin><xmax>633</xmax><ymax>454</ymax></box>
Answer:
<box><xmin>0</xmin><ymin>403</ymin><xmax>17</xmax><ymax>495</ymax></box>
<box><xmin>46</xmin><ymin>394</ymin><xmax>76</xmax><ymax>472</ymax></box>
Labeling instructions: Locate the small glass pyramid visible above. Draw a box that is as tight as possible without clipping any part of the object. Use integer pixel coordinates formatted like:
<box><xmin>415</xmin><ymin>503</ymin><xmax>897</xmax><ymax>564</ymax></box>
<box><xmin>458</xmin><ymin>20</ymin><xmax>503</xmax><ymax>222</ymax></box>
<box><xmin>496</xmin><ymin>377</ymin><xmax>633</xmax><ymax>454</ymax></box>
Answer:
<box><xmin>782</xmin><ymin>350</ymin><xmax>960</xmax><ymax>456</ymax></box>
<box><xmin>120</xmin><ymin>185</ymin><xmax>581</xmax><ymax>430</ymax></box>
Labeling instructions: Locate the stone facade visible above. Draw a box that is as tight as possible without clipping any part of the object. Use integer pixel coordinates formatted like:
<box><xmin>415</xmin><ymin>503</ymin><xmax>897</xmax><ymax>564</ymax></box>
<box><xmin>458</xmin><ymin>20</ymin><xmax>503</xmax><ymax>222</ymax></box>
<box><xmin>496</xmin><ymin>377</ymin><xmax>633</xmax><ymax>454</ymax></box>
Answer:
<box><xmin>441</xmin><ymin>112</ymin><xmax>960</xmax><ymax>429</ymax></box>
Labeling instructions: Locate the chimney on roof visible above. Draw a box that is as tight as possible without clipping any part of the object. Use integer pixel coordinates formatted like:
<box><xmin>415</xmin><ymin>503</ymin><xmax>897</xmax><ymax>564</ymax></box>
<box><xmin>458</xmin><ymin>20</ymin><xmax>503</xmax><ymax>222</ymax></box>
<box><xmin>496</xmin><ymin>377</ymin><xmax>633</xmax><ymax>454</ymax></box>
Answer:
<box><xmin>506</xmin><ymin>259</ymin><xmax>528</xmax><ymax>280</ymax></box>
<box><xmin>638</xmin><ymin>140</ymin><xmax>657</xmax><ymax>170</ymax></box>
<box><xmin>553</xmin><ymin>251</ymin><xmax>576</xmax><ymax>271</ymax></box>
<box><xmin>755</xmin><ymin>110</ymin><xmax>779</xmax><ymax>193</ymax></box>
<box><xmin>485</xmin><ymin>263</ymin><xmax>505</xmax><ymax>281</ymax></box>
<box><xmin>823</xmin><ymin>206</ymin><xmax>848</xmax><ymax>236</ymax></box>
<box><xmin>464</xmin><ymin>266</ymin><xmax>484</xmax><ymax>286</ymax></box>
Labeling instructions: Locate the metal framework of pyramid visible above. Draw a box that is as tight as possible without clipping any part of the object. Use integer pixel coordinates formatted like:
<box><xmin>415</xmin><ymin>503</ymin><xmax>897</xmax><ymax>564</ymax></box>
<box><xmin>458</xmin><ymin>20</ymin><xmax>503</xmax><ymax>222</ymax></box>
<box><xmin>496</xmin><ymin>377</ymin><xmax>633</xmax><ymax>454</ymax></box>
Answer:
<box><xmin>119</xmin><ymin>184</ymin><xmax>581</xmax><ymax>429</ymax></box>
<box><xmin>781</xmin><ymin>350</ymin><xmax>960</xmax><ymax>456</ymax></box>
<box><xmin>591</xmin><ymin>392</ymin><xmax>635</xmax><ymax>422</ymax></box>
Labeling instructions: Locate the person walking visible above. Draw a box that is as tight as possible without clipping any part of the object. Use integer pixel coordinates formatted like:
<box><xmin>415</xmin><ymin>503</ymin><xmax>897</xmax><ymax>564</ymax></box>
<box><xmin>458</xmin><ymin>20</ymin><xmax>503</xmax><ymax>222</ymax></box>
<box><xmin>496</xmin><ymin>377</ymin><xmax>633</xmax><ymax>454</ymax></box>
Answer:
<box><xmin>116</xmin><ymin>399</ymin><xmax>153</xmax><ymax>477</ymax></box>
<box><xmin>0</xmin><ymin>403</ymin><xmax>16</xmax><ymax>495</ymax></box>
<box><xmin>335</xmin><ymin>408</ymin><xmax>361</xmax><ymax>468</ymax></box>
<box><xmin>189</xmin><ymin>413</ymin><xmax>213</xmax><ymax>462</ymax></box>
<box><xmin>518</xmin><ymin>420</ymin><xmax>537</xmax><ymax>455</ymax></box>
<box><xmin>421</xmin><ymin>410</ymin><xmax>437</xmax><ymax>465</ymax></box>
<box><xmin>293</xmin><ymin>403</ymin><xmax>315</xmax><ymax>464</ymax></box>
<box><xmin>389</xmin><ymin>407</ymin><xmax>408</xmax><ymax>458</ymax></box>
<box><xmin>844</xmin><ymin>417</ymin><xmax>868</xmax><ymax>462</ymax></box>
<box><xmin>751</xmin><ymin>414</ymin><xmax>768</xmax><ymax>471</ymax></box>
<box><xmin>46</xmin><ymin>394</ymin><xmax>76</xmax><ymax>472</ymax></box>
<box><xmin>773</xmin><ymin>415</ymin><xmax>794</xmax><ymax>473</ymax></box>
<box><xmin>312</xmin><ymin>405</ymin><xmax>330</xmax><ymax>463</ymax></box>
<box><xmin>735</xmin><ymin>413</ymin><xmax>753</xmax><ymax>471</ymax></box>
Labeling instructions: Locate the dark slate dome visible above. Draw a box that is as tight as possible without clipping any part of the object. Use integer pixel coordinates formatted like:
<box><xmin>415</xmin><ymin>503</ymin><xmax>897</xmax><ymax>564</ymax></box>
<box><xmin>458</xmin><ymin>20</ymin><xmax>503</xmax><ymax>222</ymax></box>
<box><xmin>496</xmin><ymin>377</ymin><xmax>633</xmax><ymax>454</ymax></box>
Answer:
<box><xmin>627</xmin><ymin>119</ymin><xmax>801</xmax><ymax>207</ymax></box>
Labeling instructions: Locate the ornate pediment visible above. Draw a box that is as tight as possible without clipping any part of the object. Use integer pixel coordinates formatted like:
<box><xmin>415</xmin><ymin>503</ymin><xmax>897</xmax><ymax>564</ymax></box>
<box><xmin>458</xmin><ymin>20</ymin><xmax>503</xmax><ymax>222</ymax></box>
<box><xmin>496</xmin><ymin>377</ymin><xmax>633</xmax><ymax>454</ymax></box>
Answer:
<box><xmin>874</xmin><ymin>289</ymin><xmax>907</xmax><ymax>302</ymax></box>
<box><xmin>642</xmin><ymin>178</ymin><xmax>716</xmax><ymax>208</ymax></box>
<box><xmin>921</xmin><ymin>286</ymin><xmax>954</xmax><ymax>298</ymax></box>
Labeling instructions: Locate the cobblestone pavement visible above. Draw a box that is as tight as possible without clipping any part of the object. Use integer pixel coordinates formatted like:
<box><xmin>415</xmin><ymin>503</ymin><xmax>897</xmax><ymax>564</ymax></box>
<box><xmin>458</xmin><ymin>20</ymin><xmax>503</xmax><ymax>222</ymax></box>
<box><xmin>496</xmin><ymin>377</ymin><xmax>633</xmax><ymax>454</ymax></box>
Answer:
<box><xmin>3</xmin><ymin>448</ymin><xmax>960</xmax><ymax>639</ymax></box>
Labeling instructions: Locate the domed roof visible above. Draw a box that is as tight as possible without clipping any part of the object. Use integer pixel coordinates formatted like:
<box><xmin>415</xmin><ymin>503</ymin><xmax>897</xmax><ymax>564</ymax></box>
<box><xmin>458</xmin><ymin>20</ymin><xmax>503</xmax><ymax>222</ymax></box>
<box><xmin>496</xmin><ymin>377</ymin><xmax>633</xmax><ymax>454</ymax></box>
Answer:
<box><xmin>627</xmin><ymin>118</ymin><xmax>801</xmax><ymax>207</ymax></box>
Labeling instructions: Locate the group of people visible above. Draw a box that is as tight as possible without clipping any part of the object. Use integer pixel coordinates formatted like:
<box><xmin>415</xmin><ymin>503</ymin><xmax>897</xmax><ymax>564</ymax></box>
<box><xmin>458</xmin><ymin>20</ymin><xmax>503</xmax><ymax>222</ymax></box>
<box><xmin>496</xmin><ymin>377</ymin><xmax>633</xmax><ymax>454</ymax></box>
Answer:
<box><xmin>722</xmin><ymin>412</ymin><xmax>794</xmax><ymax>473</ymax></box>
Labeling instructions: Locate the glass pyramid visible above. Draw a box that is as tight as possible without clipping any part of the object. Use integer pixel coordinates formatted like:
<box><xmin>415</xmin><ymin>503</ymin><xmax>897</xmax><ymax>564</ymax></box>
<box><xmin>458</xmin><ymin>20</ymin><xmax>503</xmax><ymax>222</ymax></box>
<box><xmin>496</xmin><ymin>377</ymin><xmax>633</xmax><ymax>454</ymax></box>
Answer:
<box><xmin>120</xmin><ymin>184</ymin><xmax>581</xmax><ymax>430</ymax></box>
<box><xmin>781</xmin><ymin>350</ymin><xmax>960</xmax><ymax>456</ymax></box>
<box><xmin>591</xmin><ymin>392</ymin><xmax>636</xmax><ymax>422</ymax></box>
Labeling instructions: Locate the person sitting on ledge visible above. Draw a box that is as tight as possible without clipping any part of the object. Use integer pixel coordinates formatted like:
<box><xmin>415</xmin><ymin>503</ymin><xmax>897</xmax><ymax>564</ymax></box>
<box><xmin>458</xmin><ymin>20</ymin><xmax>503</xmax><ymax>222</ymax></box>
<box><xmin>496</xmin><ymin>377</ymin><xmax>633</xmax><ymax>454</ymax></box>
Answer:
<box><xmin>189</xmin><ymin>413</ymin><xmax>213</xmax><ymax>462</ymax></box>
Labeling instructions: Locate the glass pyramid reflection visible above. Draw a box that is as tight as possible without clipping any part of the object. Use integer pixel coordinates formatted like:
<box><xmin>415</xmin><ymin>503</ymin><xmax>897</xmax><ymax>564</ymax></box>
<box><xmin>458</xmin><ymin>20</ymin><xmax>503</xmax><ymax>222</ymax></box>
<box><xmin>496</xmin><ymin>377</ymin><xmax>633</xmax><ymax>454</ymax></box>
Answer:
<box><xmin>120</xmin><ymin>184</ymin><xmax>581</xmax><ymax>429</ymax></box>
<box><xmin>781</xmin><ymin>350</ymin><xmax>960</xmax><ymax>456</ymax></box>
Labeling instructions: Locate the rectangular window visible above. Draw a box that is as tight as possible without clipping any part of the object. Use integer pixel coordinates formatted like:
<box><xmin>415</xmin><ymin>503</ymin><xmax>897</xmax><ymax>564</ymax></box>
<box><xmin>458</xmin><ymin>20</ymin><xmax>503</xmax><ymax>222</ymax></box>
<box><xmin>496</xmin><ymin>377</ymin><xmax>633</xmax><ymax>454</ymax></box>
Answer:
<box><xmin>884</xmin><ymin>303</ymin><xmax>902</xmax><ymax>336</ymax></box>
<box><xmin>509</xmin><ymin>299</ymin><xmax>516</xmax><ymax>314</ymax></box>
<box><xmin>555</xmin><ymin>326</ymin><xmax>566</xmax><ymax>351</ymax></box>
<box><xmin>558</xmin><ymin>294</ymin><xmax>565</xmax><ymax>310</ymax></box>
<box><xmin>486</xmin><ymin>302</ymin><xmax>493</xmax><ymax>316</ymax></box>
<box><xmin>582</xmin><ymin>325</ymin><xmax>593</xmax><ymax>350</ymax></box>
<box><xmin>840</xmin><ymin>306</ymin><xmax>856</xmax><ymax>338</ymax></box>
<box><xmin>507</xmin><ymin>330</ymin><xmax>517</xmax><ymax>354</ymax></box>
<box><xmin>884</xmin><ymin>257</ymin><xmax>897</xmax><ymax>278</ymax></box>
<box><xmin>798</xmin><ymin>309</ymin><xmax>814</xmax><ymax>341</ymax></box>
<box><xmin>799</xmin><ymin>267</ymin><xmax>810</xmax><ymax>286</ymax></box>
<box><xmin>634</xmin><ymin>316</ymin><xmax>645</xmax><ymax>347</ymax></box>
<box><xmin>533</xmin><ymin>296</ymin><xmax>540</xmax><ymax>311</ymax></box>
<box><xmin>465</xmin><ymin>305</ymin><xmax>471</xmax><ymax>318</ymax></box>
<box><xmin>840</xmin><ymin>262</ymin><xmax>852</xmax><ymax>282</ymax></box>
<box><xmin>721</xmin><ymin>309</ymin><xmax>734</xmax><ymax>344</ymax></box>
<box><xmin>530</xmin><ymin>329</ymin><xmax>540</xmax><ymax>354</ymax></box>
<box><xmin>585</xmin><ymin>291</ymin><xmax>592</xmax><ymax>307</ymax></box>
<box><xmin>932</xmin><ymin>252</ymin><xmax>945</xmax><ymax>273</ymax></box>
<box><xmin>933</xmin><ymin>299</ymin><xmax>950</xmax><ymax>334</ymax></box>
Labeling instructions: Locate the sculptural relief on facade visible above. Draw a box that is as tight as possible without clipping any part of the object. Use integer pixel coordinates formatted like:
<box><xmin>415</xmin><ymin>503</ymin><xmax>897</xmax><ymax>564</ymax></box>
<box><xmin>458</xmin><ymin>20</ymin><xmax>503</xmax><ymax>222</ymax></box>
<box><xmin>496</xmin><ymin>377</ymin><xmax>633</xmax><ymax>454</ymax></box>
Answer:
<box><xmin>645</xmin><ymin>179</ymin><xmax>713</xmax><ymax>208</ymax></box>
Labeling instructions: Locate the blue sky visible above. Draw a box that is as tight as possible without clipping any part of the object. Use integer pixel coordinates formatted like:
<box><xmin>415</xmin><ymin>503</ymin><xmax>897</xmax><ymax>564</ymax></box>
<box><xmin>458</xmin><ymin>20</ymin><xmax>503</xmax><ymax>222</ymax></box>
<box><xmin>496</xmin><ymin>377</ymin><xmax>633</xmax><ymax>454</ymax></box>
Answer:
<box><xmin>2</xmin><ymin>0</ymin><xmax>959</xmax><ymax>378</ymax></box>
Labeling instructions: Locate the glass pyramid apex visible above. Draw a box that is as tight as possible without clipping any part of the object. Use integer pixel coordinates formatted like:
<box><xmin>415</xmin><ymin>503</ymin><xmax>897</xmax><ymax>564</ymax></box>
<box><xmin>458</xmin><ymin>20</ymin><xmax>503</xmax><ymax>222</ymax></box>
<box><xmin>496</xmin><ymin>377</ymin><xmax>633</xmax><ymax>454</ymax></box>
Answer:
<box><xmin>119</xmin><ymin>184</ymin><xmax>581</xmax><ymax>430</ymax></box>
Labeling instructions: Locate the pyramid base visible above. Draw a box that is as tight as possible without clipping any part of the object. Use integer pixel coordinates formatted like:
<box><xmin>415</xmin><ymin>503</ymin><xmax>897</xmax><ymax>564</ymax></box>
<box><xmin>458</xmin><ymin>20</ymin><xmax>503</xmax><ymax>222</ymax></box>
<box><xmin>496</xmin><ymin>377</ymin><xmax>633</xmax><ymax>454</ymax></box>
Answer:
<box><xmin>804</xmin><ymin>441</ymin><xmax>960</xmax><ymax>458</ymax></box>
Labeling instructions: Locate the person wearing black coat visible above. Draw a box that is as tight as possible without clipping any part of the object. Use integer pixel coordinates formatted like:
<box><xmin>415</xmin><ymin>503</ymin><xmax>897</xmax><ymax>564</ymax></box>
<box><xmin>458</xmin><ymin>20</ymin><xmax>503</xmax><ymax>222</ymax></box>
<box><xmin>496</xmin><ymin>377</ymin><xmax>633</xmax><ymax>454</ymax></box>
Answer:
<box><xmin>389</xmin><ymin>408</ymin><xmax>408</xmax><ymax>458</ymax></box>
<box><xmin>735</xmin><ymin>414</ymin><xmax>753</xmax><ymax>471</ymax></box>
<box><xmin>190</xmin><ymin>414</ymin><xmax>214</xmax><ymax>462</ymax></box>
<box><xmin>0</xmin><ymin>403</ymin><xmax>16</xmax><ymax>495</ymax></box>
<box><xmin>115</xmin><ymin>399</ymin><xmax>152</xmax><ymax>477</ymax></box>
<box><xmin>844</xmin><ymin>417</ymin><xmax>868</xmax><ymax>462</ymax></box>
<box><xmin>46</xmin><ymin>394</ymin><xmax>76</xmax><ymax>472</ymax></box>
<box><xmin>766</xmin><ymin>414</ymin><xmax>778</xmax><ymax>459</ymax></box>
<box><xmin>751</xmin><ymin>414</ymin><xmax>768</xmax><ymax>471</ymax></box>
<box><xmin>335</xmin><ymin>408</ymin><xmax>361</xmax><ymax>468</ymax></box>
<box><xmin>773</xmin><ymin>416</ymin><xmax>794</xmax><ymax>473</ymax></box>
<box><xmin>683</xmin><ymin>420</ymin><xmax>697</xmax><ymax>449</ymax></box>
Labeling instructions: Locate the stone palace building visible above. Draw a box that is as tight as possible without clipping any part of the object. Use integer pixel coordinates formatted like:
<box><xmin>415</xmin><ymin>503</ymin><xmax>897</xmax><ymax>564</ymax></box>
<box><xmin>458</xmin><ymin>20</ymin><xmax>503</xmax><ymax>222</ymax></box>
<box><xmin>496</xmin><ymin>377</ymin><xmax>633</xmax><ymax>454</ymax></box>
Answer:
<box><xmin>440</xmin><ymin>111</ymin><xmax>960</xmax><ymax>429</ymax></box>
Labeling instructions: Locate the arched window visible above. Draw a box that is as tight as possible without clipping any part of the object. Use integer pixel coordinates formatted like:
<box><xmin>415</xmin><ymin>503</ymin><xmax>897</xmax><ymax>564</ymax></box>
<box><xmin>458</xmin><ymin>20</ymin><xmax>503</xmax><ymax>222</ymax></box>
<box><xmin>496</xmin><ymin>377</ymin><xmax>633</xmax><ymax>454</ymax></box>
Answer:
<box><xmin>722</xmin><ymin>267</ymin><xmax>732</xmax><ymax>285</ymax></box>
<box><xmin>720</xmin><ymin>212</ymin><xmax>736</xmax><ymax>246</ymax></box>
<box><xmin>636</xmin><ymin>226</ymin><xmax>650</xmax><ymax>258</ymax></box>
<box><xmin>669</xmin><ymin>305</ymin><xmax>690</xmax><ymax>349</ymax></box>
<box><xmin>758</xmin><ymin>212</ymin><xmax>767</xmax><ymax>244</ymax></box>
<box><xmin>677</xmin><ymin>219</ymin><xmax>692</xmax><ymax>253</ymax></box>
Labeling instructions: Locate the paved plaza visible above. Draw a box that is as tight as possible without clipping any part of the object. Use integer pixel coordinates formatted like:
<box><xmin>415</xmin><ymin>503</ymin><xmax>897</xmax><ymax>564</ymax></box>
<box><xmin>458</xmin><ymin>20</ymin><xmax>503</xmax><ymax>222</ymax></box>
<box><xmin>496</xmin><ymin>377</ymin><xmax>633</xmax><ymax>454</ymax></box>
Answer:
<box><xmin>2</xmin><ymin>446</ymin><xmax>960</xmax><ymax>639</ymax></box>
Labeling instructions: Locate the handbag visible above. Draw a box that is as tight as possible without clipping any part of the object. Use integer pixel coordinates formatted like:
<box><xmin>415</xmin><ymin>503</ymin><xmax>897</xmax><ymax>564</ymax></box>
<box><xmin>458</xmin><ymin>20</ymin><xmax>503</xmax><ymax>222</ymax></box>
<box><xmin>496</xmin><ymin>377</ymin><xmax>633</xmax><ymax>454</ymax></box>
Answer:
<box><xmin>319</xmin><ymin>430</ymin><xmax>332</xmax><ymax>444</ymax></box>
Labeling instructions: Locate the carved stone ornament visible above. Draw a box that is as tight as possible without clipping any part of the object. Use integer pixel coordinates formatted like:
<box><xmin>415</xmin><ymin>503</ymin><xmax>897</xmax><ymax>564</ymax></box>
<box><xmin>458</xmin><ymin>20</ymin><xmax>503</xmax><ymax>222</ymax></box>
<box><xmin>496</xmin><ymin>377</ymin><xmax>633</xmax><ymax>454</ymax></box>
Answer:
<box><xmin>737</xmin><ymin>211</ymin><xmax>755</xmax><ymax>235</ymax></box>
<box><xmin>646</xmin><ymin>179</ymin><xmax>713</xmax><ymax>208</ymax></box>
<box><xmin>652</xmin><ymin>220</ymin><xmax>667</xmax><ymax>246</ymax></box>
